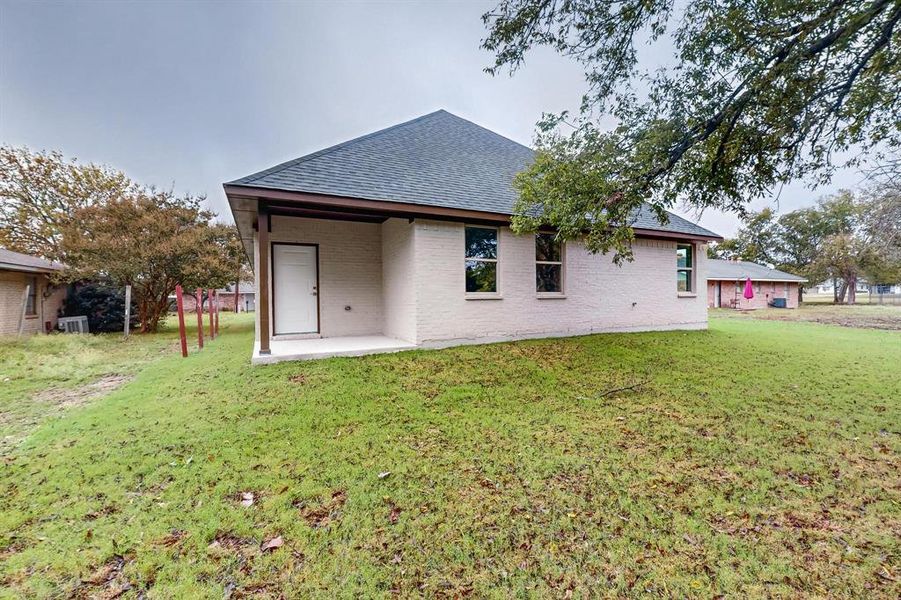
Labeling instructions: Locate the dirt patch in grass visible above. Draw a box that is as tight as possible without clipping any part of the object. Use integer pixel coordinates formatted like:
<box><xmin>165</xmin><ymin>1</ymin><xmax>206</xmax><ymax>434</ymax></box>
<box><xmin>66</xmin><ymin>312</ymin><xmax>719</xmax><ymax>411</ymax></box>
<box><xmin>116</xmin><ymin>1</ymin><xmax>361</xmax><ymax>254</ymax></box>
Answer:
<box><xmin>0</xmin><ymin>374</ymin><xmax>133</xmax><ymax>455</ymax></box>
<box><xmin>713</xmin><ymin>304</ymin><xmax>901</xmax><ymax>330</ymax></box>
<box><xmin>33</xmin><ymin>374</ymin><xmax>133</xmax><ymax>409</ymax></box>
<box><xmin>72</xmin><ymin>554</ymin><xmax>135</xmax><ymax>600</ymax></box>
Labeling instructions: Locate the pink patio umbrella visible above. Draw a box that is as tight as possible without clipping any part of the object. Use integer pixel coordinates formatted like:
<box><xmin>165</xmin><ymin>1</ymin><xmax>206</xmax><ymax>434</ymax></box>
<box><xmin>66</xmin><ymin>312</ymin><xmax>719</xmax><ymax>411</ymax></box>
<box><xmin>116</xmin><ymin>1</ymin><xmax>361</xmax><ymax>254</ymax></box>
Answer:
<box><xmin>743</xmin><ymin>277</ymin><xmax>754</xmax><ymax>300</ymax></box>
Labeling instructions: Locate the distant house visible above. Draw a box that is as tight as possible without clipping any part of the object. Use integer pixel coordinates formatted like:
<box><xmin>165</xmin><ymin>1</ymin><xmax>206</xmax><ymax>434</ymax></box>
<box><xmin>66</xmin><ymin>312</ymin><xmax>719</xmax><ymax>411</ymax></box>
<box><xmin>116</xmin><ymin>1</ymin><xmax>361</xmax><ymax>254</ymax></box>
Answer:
<box><xmin>218</xmin><ymin>281</ymin><xmax>255</xmax><ymax>312</ymax></box>
<box><xmin>0</xmin><ymin>248</ymin><xmax>67</xmax><ymax>335</ymax></box>
<box><xmin>811</xmin><ymin>279</ymin><xmax>899</xmax><ymax>295</ymax></box>
<box><xmin>174</xmin><ymin>282</ymin><xmax>255</xmax><ymax>313</ymax></box>
<box><xmin>707</xmin><ymin>259</ymin><xmax>806</xmax><ymax>309</ymax></box>
<box><xmin>224</xmin><ymin>110</ymin><xmax>722</xmax><ymax>364</ymax></box>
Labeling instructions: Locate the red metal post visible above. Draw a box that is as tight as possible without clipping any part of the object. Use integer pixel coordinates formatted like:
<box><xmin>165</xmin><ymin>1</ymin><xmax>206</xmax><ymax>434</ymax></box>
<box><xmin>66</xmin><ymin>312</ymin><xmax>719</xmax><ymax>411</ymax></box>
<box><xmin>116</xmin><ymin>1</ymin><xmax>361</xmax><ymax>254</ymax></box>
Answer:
<box><xmin>175</xmin><ymin>285</ymin><xmax>188</xmax><ymax>357</ymax></box>
<box><xmin>196</xmin><ymin>287</ymin><xmax>204</xmax><ymax>349</ymax></box>
<box><xmin>208</xmin><ymin>288</ymin><xmax>214</xmax><ymax>340</ymax></box>
<box><xmin>214</xmin><ymin>290</ymin><xmax>220</xmax><ymax>336</ymax></box>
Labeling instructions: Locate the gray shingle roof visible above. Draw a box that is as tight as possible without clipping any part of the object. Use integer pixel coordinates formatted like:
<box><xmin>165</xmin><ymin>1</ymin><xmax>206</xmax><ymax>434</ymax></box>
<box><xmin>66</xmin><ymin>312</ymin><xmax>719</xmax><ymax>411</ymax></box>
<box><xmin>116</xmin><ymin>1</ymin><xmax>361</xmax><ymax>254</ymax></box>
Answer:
<box><xmin>707</xmin><ymin>259</ymin><xmax>807</xmax><ymax>282</ymax></box>
<box><xmin>0</xmin><ymin>248</ymin><xmax>63</xmax><ymax>273</ymax></box>
<box><xmin>230</xmin><ymin>110</ymin><xmax>719</xmax><ymax>238</ymax></box>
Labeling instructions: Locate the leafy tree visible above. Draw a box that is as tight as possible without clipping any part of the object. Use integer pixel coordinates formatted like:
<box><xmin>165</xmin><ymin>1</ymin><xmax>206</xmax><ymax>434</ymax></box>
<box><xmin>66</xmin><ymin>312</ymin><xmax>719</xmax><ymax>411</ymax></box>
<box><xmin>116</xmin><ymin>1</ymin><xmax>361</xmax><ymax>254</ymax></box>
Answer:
<box><xmin>708</xmin><ymin>208</ymin><xmax>781</xmax><ymax>264</ymax></box>
<box><xmin>707</xmin><ymin>189</ymin><xmax>898</xmax><ymax>303</ymax></box>
<box><xmin>0</xmin><ymin>146</ymin><xmax>132</xmax><ymax>262</ymax></box>
<box><xmin>61</xmin><ymin>190</ymin><xmax>246</xmax><ymax>333</ymax></box>
<box><xmin>482</xmin><ymin>0</ymin><xmax>901</xmax><ymax>259</ymax></box>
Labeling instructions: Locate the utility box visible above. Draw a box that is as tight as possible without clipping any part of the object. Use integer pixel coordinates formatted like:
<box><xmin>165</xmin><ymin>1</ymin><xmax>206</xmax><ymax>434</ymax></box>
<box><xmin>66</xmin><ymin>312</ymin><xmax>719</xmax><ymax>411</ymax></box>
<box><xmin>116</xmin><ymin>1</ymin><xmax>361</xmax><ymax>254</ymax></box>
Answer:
<box><xmin>58</xmin><ymin>316</ymin><xmax>90</xmax><ymax>333</ymax></box>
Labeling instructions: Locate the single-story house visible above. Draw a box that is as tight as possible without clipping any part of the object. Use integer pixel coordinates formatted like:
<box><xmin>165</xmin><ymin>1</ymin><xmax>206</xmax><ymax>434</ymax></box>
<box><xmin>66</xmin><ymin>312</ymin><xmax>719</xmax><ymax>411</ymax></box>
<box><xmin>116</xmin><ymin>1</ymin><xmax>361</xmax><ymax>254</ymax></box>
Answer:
<box><xmin>810</xmin><ymin>279</ymin><xmax>899</xmax><ymax>295</ymax></box>
<box><xmin>0</xmin><ymin>248</ymin><xmax>67</xmax><ymax>335</ymax></box>
<box><xmin>220</xmin><ymin>281</ymin><xmax>255</xmax><ymax>313</ymax></box>
<box><xmin>707</xmin><ymin>259</ymin><xmax>806</xmax><ymax>309</ymax></box>
<box><xmin>224</xmin><ymin>110</ymin><xmax>722</xmax><ymax>364</ymax></box>
<box><xmin>174</xmin><ymin>282</ymin><xmax>255</xmax><ymax>313</ymax></box>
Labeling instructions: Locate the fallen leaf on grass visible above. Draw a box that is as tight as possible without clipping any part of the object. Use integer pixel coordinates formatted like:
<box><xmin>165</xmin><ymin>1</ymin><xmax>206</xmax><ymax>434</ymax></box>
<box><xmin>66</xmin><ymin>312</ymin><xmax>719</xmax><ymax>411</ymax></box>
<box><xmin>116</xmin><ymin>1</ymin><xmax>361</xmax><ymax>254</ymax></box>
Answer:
<box><xmin>261</xmin><ymin>536</ymin><xmax>283</xmax><ymax>552</ymax></box>
<box><xmin>384</xmin><ymin>498</ymin><xmax>402</xmax><ymax>525</ymax></box>
<box><xmin>298</xmin><ymin>489</ymin><xmax>347</xmax><ymax>528</ymax></box>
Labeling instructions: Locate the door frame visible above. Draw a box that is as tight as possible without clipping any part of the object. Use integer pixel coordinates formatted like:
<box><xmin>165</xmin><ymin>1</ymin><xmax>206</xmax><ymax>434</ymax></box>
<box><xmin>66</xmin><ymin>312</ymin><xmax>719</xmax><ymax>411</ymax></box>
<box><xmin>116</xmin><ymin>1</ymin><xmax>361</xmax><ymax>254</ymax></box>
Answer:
<box><xmin>271</xmin><ymin>242</ymin><xmax>320</xmax><ymax>335</ymax></box>
<box><xmin>714</xmin><ymin>281</ymin><xmax>721</xmax><ymax>308</ymax></box>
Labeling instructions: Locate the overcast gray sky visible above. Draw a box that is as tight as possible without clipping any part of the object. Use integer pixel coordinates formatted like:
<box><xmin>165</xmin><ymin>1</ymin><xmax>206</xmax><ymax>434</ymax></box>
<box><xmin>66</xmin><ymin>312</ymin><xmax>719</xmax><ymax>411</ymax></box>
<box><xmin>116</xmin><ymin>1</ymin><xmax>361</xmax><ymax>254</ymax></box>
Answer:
<box><xmin>1</xmin><ymin>0</ymin><xmax>867</xmax><ymax>237</ymax></box>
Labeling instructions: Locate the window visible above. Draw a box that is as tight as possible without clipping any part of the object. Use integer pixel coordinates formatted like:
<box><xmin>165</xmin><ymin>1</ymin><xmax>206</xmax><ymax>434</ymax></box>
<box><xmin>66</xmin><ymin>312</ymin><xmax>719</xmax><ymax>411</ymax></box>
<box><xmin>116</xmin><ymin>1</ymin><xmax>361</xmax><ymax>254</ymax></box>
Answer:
<box><xmin>465</xmin><ymin>226</ymin><xmax>498</xmax><ymax>293</ymax></box>
<box><xmin>535</xmin><ymin>233</ymin><xmax>563</xmax><ymax>293</ymax></box>
<box><xmin>676</xmin><ymin>244</ymin><xmax>693</xmax><ymax>292</ymax></box>
<box><xmin>25</xmin><ymin>276</ymin><xmax>37</xmax><ymax>316</ymax></box>
<box><xmin>754</xmin><ymin>282</ymin><xmax>761</xmax><ymax>294</ymax></box>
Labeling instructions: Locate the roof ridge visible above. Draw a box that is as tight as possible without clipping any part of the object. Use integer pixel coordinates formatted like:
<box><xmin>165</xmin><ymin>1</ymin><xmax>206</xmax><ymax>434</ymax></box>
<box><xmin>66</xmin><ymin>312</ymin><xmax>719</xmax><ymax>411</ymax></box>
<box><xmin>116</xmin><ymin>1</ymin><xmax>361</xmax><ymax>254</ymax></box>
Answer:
<box><xmin>436</xmin><ymin>111</ymin><xmax>535</xmax><ymax>153</ymax></box>
<box><xmin>230</xmin><ymin>110</ymin><xmax>452</xmax><ymax>185</ymax></box>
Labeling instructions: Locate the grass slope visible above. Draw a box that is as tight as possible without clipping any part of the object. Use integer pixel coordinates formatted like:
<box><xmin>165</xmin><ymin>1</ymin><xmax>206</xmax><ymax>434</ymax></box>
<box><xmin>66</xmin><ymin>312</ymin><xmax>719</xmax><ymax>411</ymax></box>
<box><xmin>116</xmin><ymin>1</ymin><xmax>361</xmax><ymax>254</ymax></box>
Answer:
<box><xmin>1</xmin><ymin>315</ymin><xmax>899</xmax><ymax>598</ymax></box>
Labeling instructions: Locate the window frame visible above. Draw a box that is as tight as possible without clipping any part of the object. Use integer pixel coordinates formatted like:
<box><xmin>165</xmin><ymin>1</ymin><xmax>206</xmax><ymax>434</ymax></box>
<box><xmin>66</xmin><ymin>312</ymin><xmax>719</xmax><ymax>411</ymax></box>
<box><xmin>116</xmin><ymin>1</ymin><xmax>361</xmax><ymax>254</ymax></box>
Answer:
<box><xmin>25</xmin><ymin>276</ymin><xmax>37</xmax><ymax>317</ymax></box>
<box><xmin>676</xmin><ymin>243</ymin><xmax>694</xmax><ymax>294</ymax></box>
<box><xmin>464</xmin><ymin>225</ymin><xmax>501</xmax><ymax>297</ymax></box>
<box><xmin>535</xmin><ymin>232</ymin><xmax>565</xmax><ymax>296</ymax></box>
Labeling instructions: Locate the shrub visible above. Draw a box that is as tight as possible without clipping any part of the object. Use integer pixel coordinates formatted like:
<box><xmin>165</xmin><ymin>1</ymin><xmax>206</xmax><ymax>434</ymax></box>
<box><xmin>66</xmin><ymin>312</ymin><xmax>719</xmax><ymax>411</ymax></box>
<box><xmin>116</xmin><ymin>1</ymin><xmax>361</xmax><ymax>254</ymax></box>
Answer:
<box><xmin>62</xmin><ymin>283</ymin><xmax>139</xmax><ymax>333</ymax></box>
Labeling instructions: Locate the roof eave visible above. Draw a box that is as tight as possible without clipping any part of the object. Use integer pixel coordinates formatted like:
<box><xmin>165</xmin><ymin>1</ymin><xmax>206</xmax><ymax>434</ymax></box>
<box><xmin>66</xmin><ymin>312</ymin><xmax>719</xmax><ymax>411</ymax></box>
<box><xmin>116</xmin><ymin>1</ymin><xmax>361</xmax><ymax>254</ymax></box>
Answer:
<box><xmin>0</xmin><ymin>262</ymin><xmax>62</xmax><ymax>274</ymax></box>
<box><xmin>224</xmin><ymin>184</ymin><xmax>723</xmax><ymax>243</ymax></box>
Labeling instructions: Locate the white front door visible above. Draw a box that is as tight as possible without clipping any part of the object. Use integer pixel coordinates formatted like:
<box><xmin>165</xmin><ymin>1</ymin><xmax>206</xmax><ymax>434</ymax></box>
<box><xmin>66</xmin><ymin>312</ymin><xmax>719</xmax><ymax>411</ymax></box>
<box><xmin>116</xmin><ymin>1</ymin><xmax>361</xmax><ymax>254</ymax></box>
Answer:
<box><xmin>273</xmin><ymin>244</ymin><xmax>318</xmax><ymax>334</ymax></box>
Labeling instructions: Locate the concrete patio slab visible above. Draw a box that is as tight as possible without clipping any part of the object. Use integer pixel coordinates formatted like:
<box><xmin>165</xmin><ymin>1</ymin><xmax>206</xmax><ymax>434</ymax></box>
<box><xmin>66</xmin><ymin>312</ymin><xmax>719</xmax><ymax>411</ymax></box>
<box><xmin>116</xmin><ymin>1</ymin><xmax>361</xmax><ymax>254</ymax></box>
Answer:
<box><xmin>252</xmin><ymin>335</ymin><xmax>416</xmax><ymax>364</ymax></box>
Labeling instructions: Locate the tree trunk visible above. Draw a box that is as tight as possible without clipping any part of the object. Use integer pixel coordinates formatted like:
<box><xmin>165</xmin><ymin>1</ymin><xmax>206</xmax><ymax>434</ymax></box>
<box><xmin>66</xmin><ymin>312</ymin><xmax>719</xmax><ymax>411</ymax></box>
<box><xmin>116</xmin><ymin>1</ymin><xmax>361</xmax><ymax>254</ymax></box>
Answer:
<box><xmin>837</xmin><ymin>281</ymin><xmax>848</xmax><ymax>304</ymax></box>
<box><xmin>832</xmin><ymin>277</ymin><xmax>839</xmax><ymax>303</ymax></box>
<box><xmin>847</xmin><ymin>276</ymin><xmax>857</xmax><ymax>305</ymax></box>
<box><xmin>137</xmin><ymin>292</ymin><xmax>171</xmax><ymax>333</ymax></box>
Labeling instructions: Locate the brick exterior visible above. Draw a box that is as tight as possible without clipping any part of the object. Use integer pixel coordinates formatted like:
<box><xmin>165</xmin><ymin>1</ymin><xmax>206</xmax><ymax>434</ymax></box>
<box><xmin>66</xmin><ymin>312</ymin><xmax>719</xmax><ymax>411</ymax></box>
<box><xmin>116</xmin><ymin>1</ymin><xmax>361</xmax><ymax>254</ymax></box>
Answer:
<box><xmin>253</xmin><ymin>216</ymin><xmax>709</xmax><ymax>346</ymax></box>
<box><xmin>0</xmin><ymin>270</ymin><xmax>66</xmax><ymax>335</ymax></box>
<box><xmin>381</xmin><ymin>218</ymin><xmax>417</xmax><ymax>342</ymax></box>
<box><xmin>410</xmin><ymin>220</ymin><xmax>707</xmax><ymax>345</ymax></box>
<box><xmin>179</xmin><ymin>291</ymin><xmax>254</xmax><ymax>313</ymax></box>
<box><xmin>707</xmin><ymin>280</ymin><xmax>800</xmax><ymax>309</ymax></box>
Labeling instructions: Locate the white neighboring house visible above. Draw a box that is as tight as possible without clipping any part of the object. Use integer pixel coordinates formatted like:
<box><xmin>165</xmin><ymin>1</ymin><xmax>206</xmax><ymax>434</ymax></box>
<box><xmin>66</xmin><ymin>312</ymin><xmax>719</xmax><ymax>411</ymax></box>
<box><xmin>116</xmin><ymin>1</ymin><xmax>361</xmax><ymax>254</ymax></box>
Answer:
<box><xmin>811</xmin><ymin>280</ymin><xmax>900</xmax><ymax>295</ymax></box>
<box><xmin>225</xmin><ymin>110</ymin><xmax>722</xmax><ymax>364</ymax></box>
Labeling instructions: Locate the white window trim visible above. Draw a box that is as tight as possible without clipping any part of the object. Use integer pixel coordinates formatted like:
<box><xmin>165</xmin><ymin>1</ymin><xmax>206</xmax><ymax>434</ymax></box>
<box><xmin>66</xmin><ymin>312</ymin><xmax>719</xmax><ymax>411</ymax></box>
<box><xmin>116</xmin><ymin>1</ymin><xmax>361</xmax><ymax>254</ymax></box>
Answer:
<box><xmin>535</xmin><ymin>232</ymin><xmax>565</xmax><ymax>296</ymax></box>
<box><xmin>464</xmin><ymin>225</ymin><xmax>500</xmax><ymax>297</ymax></box>
<box><xmin>676</xmin><ymin>243</ymin><xmax>695</xmax><ymax>295</ymax></box>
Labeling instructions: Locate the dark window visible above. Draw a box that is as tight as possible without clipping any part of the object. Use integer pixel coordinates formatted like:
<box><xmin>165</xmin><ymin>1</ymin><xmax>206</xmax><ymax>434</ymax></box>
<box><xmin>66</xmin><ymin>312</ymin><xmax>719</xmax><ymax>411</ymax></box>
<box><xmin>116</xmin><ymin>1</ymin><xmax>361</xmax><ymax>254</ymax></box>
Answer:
<box><xmin>465</xmin><ymin>226</ymin><xmax>498</xmax><ymax>292</ymax></box>
<box><xmin>536</xmin><ymin>233</ymin><xmax>563</xmax><ymax>293</ymax></box>
<box><xmin>25</xmin><ymin>276</ymin><xmax>37</xmax><ymax>316</ymax></box>
<box><xmin>676</xmin><ymin>244</ymin><xmax>693</xmax><ymax>292</ymax></box>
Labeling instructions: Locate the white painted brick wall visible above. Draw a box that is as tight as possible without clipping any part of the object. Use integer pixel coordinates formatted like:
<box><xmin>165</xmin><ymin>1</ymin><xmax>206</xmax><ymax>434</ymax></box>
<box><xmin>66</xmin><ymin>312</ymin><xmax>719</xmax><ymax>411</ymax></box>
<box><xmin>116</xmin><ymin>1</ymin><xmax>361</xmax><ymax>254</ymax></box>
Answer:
<box><xmin>265</xmin><ymin>216</ymin><xmax>383</xmax><ymax>338</ymax></box>
<box><xmin>411</xmin><ymin>220</ymin><xmax>707</xmax><ymax>345</ymax></box>
<box><xmin>253</xmin><ymin>216</ymin><xmax>708</xmax><ymax>346</ymax></box>
<box><xmin>381</xmin><ymin>218</ymin><xmax>417</xmax><ymax>342</ymax></box>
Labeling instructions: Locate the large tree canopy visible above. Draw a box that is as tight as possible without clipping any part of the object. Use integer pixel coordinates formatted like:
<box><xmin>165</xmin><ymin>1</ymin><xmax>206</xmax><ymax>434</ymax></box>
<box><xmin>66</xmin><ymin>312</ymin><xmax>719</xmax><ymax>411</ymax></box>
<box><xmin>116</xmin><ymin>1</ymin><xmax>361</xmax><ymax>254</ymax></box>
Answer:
<box><xmin>1</xmin><ymin>145</ymin><xmax>247</xmax><ymax>332</ymax></box>
<box><xmin>710</xmin><ymin>187</ymin><xmax>901</xmax><ymax>303</ymax></box>
<box><xmin>62</xmin><ymin>191</ymin><xmax>245</xmax><ymax>333</ymax></box>
<box><xmin>0</xmin><ymin>146</ymin><xmax>132</xmax><ymax>262</ymax></box>
<box><xmin>482</xmin><ymin>0</ymin><xmax>901</xmax><ymax>259</ymax></box>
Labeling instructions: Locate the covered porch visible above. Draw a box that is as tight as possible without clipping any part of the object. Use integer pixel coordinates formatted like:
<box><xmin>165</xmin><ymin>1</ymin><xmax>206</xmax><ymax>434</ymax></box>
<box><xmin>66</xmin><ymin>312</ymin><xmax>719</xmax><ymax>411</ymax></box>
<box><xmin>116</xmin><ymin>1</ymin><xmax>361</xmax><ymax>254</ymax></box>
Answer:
<box><xmin>226</xmin><ymin>188</ymin><xmax>485</xmax><ymax>364</ymax></box>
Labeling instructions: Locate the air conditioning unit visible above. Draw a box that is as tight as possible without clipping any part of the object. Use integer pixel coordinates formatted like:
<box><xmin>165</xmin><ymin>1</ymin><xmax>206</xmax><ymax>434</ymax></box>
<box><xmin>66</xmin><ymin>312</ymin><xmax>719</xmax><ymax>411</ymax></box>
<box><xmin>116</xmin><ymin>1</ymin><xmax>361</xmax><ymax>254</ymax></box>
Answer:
<box><xmin>58</xmin><ymin>316</ymin><xmax>90</xmax><ymax>334</ymax></box>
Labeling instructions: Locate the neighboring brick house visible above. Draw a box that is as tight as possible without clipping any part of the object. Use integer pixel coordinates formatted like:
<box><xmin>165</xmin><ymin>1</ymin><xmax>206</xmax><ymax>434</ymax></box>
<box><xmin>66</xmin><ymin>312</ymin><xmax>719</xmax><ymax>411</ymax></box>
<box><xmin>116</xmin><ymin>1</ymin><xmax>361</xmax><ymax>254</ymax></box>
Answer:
<box><xmin>224</xmin><ymin>110</ymin><xmax>722</xmax><ymax>363</ymax></box>
<box><xmin>0</xmin><ymin>248</ymin><xmax>66</xmax><ymax>335</ymax></box>
<box><xmin>175</xmin><ymin>282</ymin><xmax>255</xmax><ymax>313</ymax></box>
<box><xmin>707</xmin><ymin>259</ymin><xmax>806</xmax><ymax>309</ymax></box>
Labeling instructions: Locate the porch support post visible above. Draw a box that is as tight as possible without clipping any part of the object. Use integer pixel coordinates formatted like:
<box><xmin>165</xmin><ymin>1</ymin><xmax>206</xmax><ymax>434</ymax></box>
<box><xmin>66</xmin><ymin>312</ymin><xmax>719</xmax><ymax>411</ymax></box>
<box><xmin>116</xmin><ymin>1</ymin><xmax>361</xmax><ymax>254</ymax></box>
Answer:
<box><xmin>257</xmin><ymin>201</ymin><xmax>271</xmax><ymax>355</ymax></box>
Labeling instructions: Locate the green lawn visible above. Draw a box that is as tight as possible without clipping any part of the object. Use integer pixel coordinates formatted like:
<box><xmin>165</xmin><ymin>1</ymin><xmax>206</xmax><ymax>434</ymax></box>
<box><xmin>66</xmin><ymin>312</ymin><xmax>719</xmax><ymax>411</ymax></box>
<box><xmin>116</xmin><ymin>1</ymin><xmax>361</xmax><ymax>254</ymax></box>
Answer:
<box><xmin>1</xmin><ymin>314</ymin><xmax>899</xmax><ymax>598</ymax></box>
